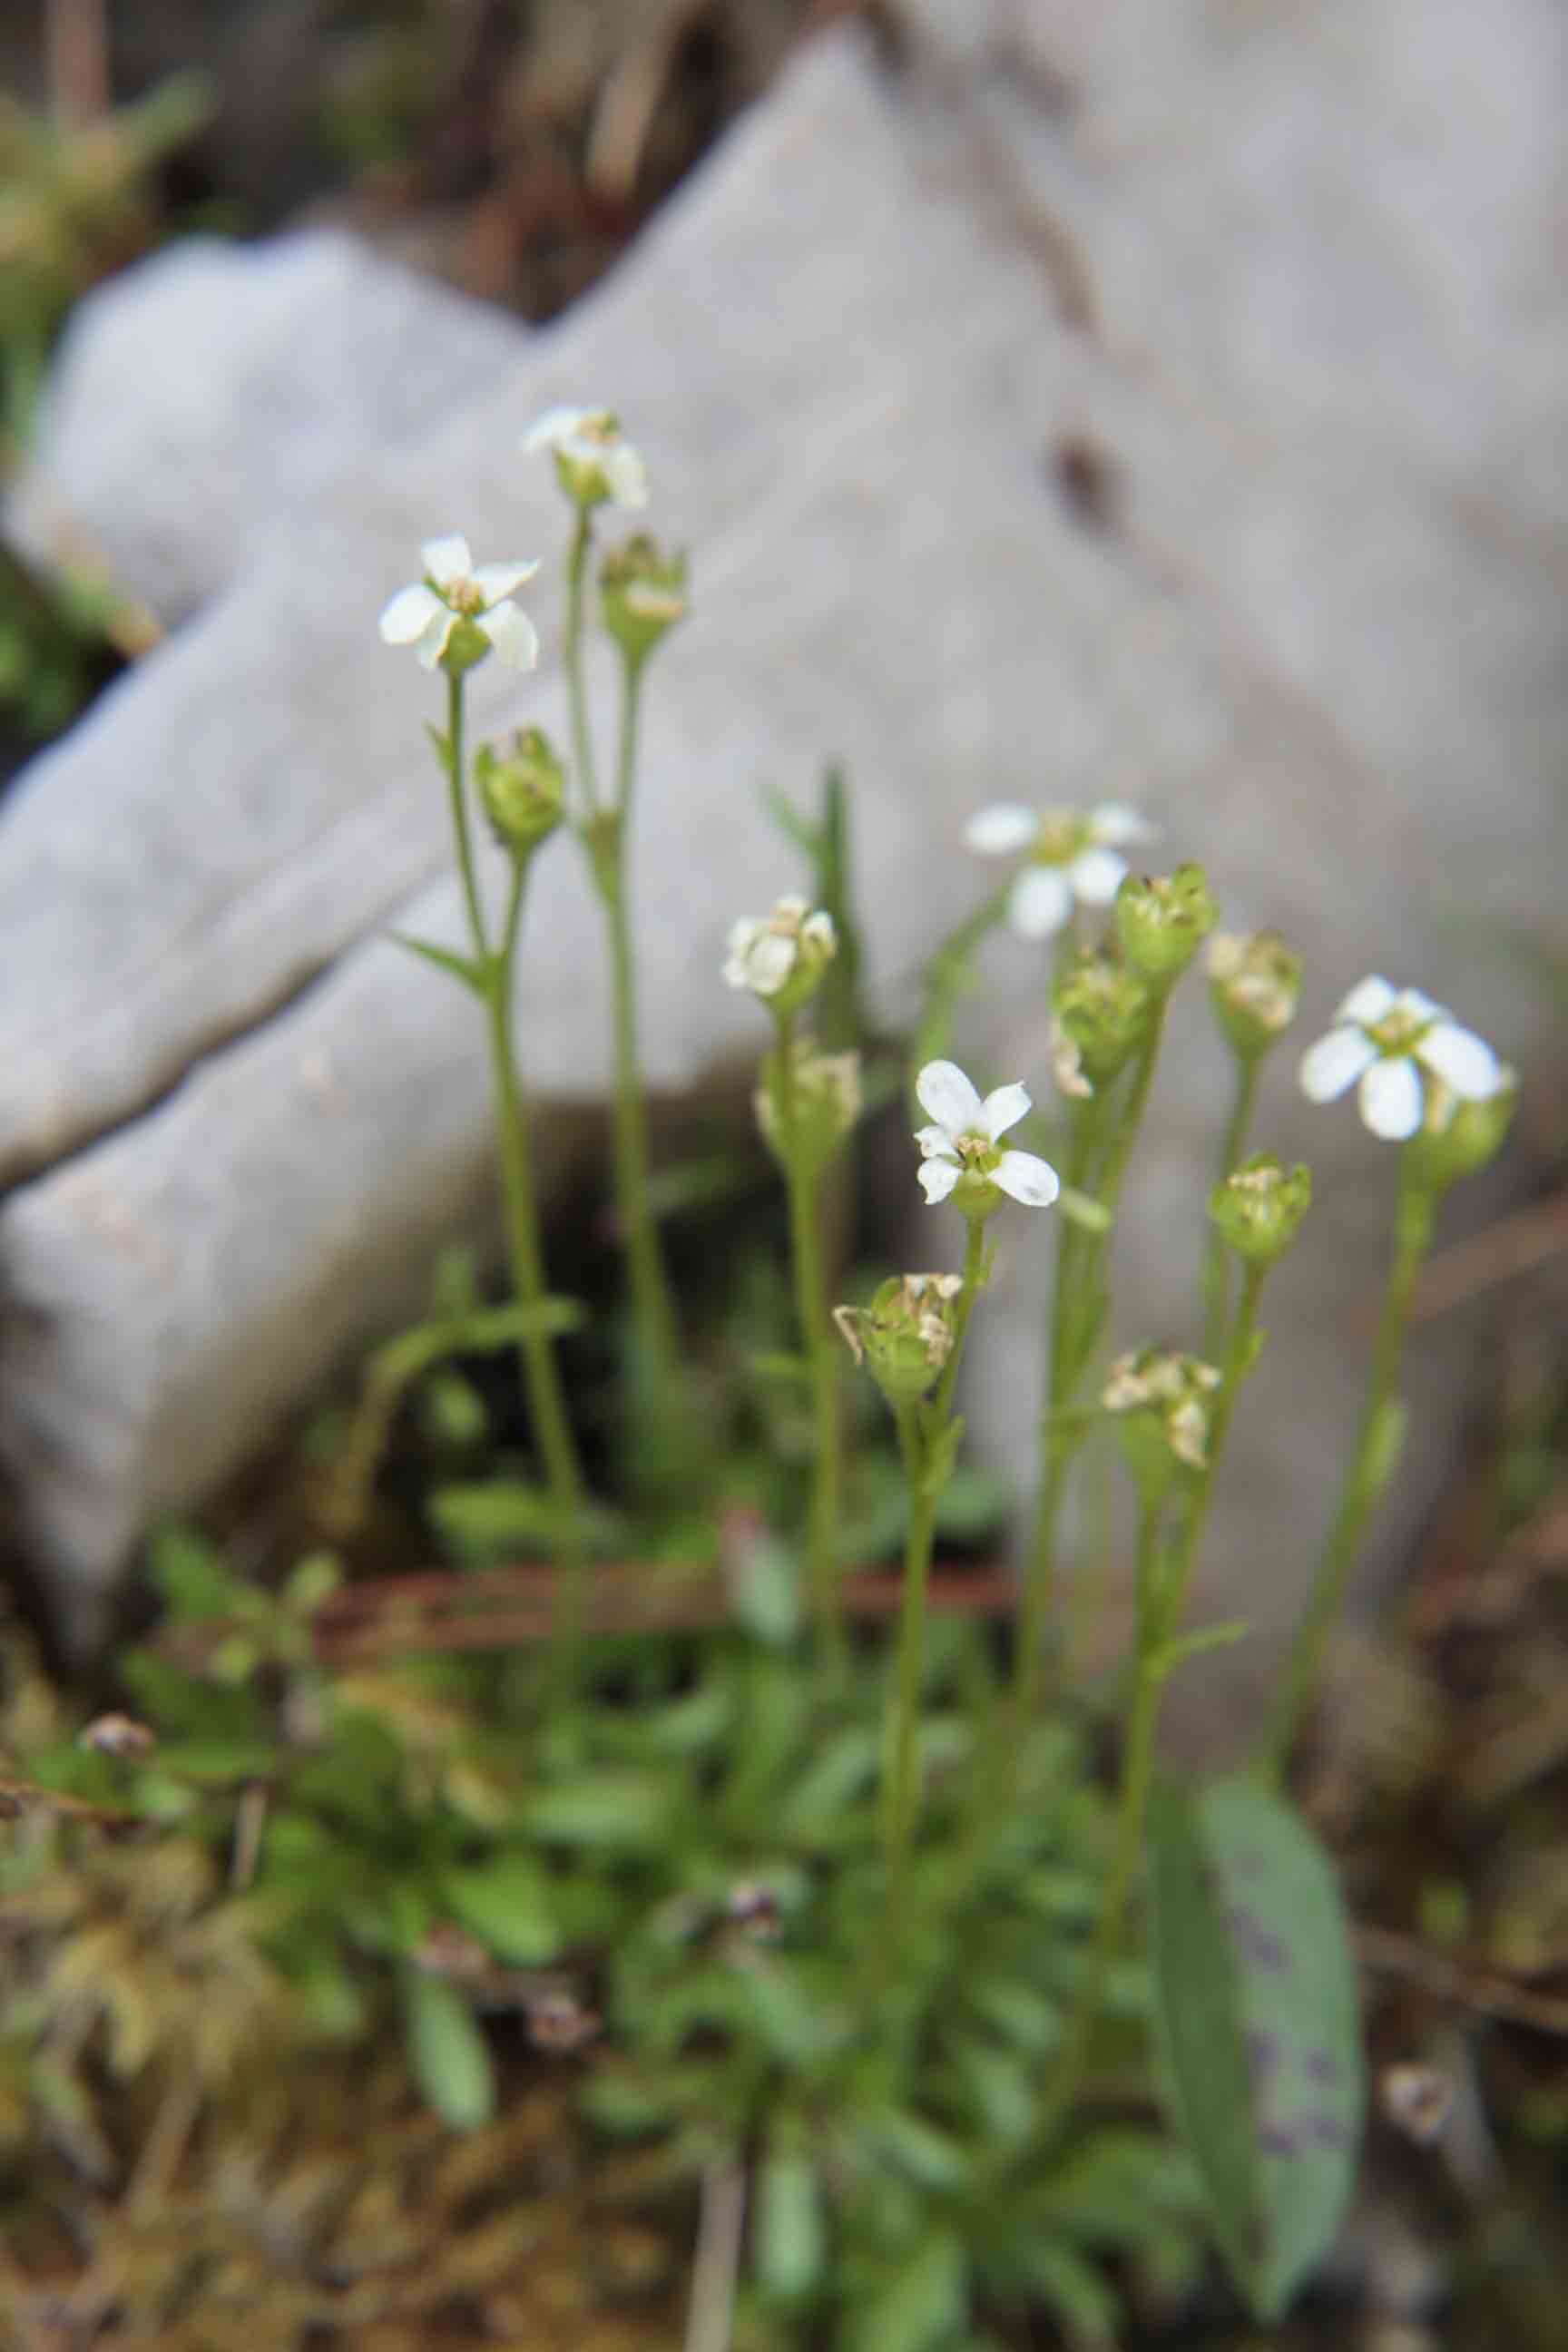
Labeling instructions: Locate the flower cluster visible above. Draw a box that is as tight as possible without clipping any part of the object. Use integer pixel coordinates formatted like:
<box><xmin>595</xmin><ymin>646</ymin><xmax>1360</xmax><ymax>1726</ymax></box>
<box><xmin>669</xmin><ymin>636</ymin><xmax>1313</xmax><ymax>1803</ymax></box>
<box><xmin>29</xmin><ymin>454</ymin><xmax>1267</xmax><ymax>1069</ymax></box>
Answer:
<box><xmin>1207</xmin><ymin>930</ymin><xmax>1302</xmax><ymax>1060</ymax></box>
<box><xmin>913</xmin><ymin>1061</ymin><xmax>1059</xmax><ymax>1212</ymax></box>
<box><xmin>965</xmin><ymin>800</ymin><xmax>1153</xmax><ymax>940</ymax></box>
<box><xmin>1298</xmin><ymin>977</ymin><xmax>1501</xmax><ymax>1142</ymax></box>
<box><xmin>834</xmin><ymin>1272</ymin><xmax>963</xmax><ymax>1406</ymax></box>
<box><xmin>1102</xmin><ymin>1348</ymin><xmax>1222</xmax><ymax>1476</ymax></box>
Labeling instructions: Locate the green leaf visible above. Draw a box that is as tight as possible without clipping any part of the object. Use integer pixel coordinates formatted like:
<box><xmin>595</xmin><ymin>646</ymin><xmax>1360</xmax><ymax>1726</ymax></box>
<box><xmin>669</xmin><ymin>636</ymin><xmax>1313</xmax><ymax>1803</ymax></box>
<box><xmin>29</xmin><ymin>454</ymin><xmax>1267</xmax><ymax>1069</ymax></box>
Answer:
<box><xmin>1200</xmin><ymin>1777</ymin><xmax>1364</xmax><ymax>2322</ymax></box>
<box><xmin>431</xmin><ymin>1477</ymin><xmax>619</xmax><ymax>1564</ymax></box>
<box><xmin>390</xmin><ymin>931</ymin><xmax>489</xmax><ymax>997</ymax></box>
<box><xmin>524</xmin><ymin>1771</ymin><xmax>670</xmax><ymax>1849</ymax></box>
<box><xmin>147</xmin><ymin>1523</ymin><xmax>236</xmax><ymax>1621</ymax></box>
<box><xmin>1147</xmin><ymin>1785</ymin><xmax>1262</xmax><ymax>2299</ymax></box>
<box><xmin>848</xmin><ymin>2231</ymin><xmax>966</xmax><ymax>2352</ymax></box>
<box><xmin>444</xmin><ymin>1852</ymin><xmax>563</xmax><ymax>1965</ymax></box>
<box><xmin>423</xmin><ymin>720</ymin><xmax>456</xmax><ymax>779</ymax></box>
<box><xmin>1149</xmin><ymin>1779</ymin><xmax>1365</xmax><ymax>2324</ymax></box>
<box><xmin>731</xmin><ymin>1533</ymin><xmax>801</xmax><ymax>1648</ymax></box>
<box><xmin>757</xmin><ymin>2146</ymin><xmax>826</xmax><ymax>2300</ymax></box>
<box><xmin>402</xmin><ymin>1969</ymin><xmax>495</xmax><ymax>2132</ymax></box>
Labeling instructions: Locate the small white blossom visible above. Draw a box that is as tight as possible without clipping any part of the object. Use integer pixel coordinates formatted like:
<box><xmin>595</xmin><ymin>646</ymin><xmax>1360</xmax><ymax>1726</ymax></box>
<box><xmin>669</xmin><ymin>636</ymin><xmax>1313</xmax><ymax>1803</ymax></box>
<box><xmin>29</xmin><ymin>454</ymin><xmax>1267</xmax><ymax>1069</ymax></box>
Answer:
<box><xmin>722</xmin><ymin>896</ymin><xmax>836</xmax><ymax>1000</ymax></box>
<box><xmin>914</xmin><ymin>1060</ymin><xmax>1060</xmax><ymax>1209</ymax></box>
<box><xmin>378</xmin><ymin>534</ymin><xmax>540</xmax><ymax>672</ymax></box>
<box><xmin>1298</xmin><ymin>975</ymin><xmax>1502</xmax><ymax>1142</ymax></box>
<box><xmin>523</xmin><ymin>406</ymin><xmax>648</xmax><ymax>508</ymax></box>
<box><xmin>965</xmin><ymin>800</ymin><xmax>1154</xmax><ymax>941</ymax></box>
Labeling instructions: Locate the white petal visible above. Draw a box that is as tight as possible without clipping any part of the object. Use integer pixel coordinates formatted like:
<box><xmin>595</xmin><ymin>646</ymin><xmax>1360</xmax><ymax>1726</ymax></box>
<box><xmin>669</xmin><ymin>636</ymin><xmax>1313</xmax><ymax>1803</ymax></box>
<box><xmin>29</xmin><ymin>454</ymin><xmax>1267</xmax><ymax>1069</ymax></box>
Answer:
<box><xmin>801</xmin><ymin>911</ymin><xmax>836</xmax><ymax>951</ymax></box>
<box><xmin>421</xmin><ymin>534</ymin><xmax>472</xmax><ymax>589</ymax></box>
<box><xmin>1008</xmin><ymin>864</ymin><xmax>1073</xmax><ymax>939</ymax></box>
<box><xmin>1417</xmin><ymin>1021</ymin><xmax>1501</xmax><ymax>1099</ymax></box>
<box><xmin>1089</xmin><ymin>800</ymin><xmax>1155</xmax><ymax>847</ymax></box>
<box><xmin>1069</xmin><ymin>846</ymin><xmax>1129</xmax><ymax>907</ymax></box>
<box><xmin>523</xmin><ymin>406</ymin><xmax>592</xmax><ymax>452</ymax></box>
<box><xmin>995</xmin><ymin>1149</ymin><xmax>1061</xmax><ymax>1208</ymax></box>
<box><xmin>913</xmin><ymin>1124</ymin><xmax>951</xmax><ymax>1159</ymax></box>
<box><xmin>1396</xmin><ymin>987</ymin><xmax>1446</xmax><ymax>1024</ymax></box>
<box><xmin>478</xmin><ymin>601</ymin><xmax>540</xmax><ymax>671</ymax></box>
<box><xmin>378</xmin><ymin>582</ymin><xmax>445</xmax><ymax>644</ymax></box>
<box><xmin>964</xmin><ymin>802</ymin><xmax>1036</xmax><ymax>856</ymax></box>
<box><xmin>1337</xmin><ymin>975</ymin><xmax>1396</xmax><ymax>1025</ymax></box>
<box><xmin>1298</xmin><ymin>1024</ymin><xmax>1377</xmax><ymax>1102</ymax></box>
<box><xmin>471</xmin><ymin>558</ymin><xmax>540</xmax><ymax>603</ymax></box>
<box><xmin>1359</xmin><ymin>1055</ymin><xmax>1423</xmax><ymax>1140</ymax></box>
<box><xmin>746</xmin><ymin>935</ymin><xmax>797</xmax><ymax>996</ymax></box>
<box><xmin>918</xmin><ymin>1158</ymin><xmax>961</xmax><ymax>1204</ymax></box>
<box><xmin>606</xmin><ymin>446</ymin><xmax>649</xmax><ymax>507</ymax></box>
<box><xmin>980</xmin><ymin>1081</ymin><xmax>1032</xmax><ymax>1142</ymax></box>
<box><xmin>414</xmin><ymin>611</ymin><xmax>456</xmax><ymax>671</ymax></box>
<box><xmin>727</xmin><ymin>916</ymin><xmax>760</xmax><ymax>954</ymax></box>
<box><xmin>916</xmin><ymin>1059</ymin><xmax>984</xmax><ymax>1136</ymax></box>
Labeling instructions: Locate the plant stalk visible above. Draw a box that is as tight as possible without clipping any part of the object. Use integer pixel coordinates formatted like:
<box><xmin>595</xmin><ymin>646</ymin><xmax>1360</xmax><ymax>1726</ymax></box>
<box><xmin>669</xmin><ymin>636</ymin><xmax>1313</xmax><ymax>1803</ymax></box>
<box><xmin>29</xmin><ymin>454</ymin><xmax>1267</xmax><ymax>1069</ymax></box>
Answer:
<box><xmin>775</xmin><ymin>1011</ymin><xmax>844</xmax><ymax>1656</ymax></box>
<box><xmin>1200</xmin><ymin>1057</ymin><xmax>1259</xmax><ymax>1356</ymax></box>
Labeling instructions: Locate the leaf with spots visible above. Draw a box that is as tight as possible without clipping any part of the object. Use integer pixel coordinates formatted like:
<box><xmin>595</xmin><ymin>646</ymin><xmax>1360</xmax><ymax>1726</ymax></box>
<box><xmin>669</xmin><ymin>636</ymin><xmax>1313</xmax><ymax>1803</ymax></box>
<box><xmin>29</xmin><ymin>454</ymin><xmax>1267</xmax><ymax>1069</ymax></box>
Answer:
<box><xmin>1148</xmin><ymin>1779</ymin><xmax>1364</xmax><ymax>2322</ymax></box>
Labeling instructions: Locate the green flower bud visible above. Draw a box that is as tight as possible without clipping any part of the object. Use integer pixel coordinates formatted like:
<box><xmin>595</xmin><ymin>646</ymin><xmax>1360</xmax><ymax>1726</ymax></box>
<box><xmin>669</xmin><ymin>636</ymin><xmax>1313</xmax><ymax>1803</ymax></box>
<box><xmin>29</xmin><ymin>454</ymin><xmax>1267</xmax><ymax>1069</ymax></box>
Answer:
<box><xmin>601</xmin><ymin>534</ymin><xmax>688</xmax><ymax>663</ymax></box>
<box><xmin>1102</xmin><ymin>1347</ymin><xmax>1221</xmax><ymax>1501</ymax></box>
<box><xmin>475</xmin><ymin>728</ymin><xmax>566</xmax><ymax>860</ymax></box>
<box><xmin>1209</xmin><ymin>1152</ymin><xmax>1312</xmax><ymax>1265</ymax></box>
<box><xmin>1114</xmin><ymin>862</ymin><xmax>1219</xmax><ymax>981</ymax></box>
<box><xmin>834</xmin><ymin>1272</ymin><xmax>962</xmax><ymax>1406</ymax></box>
<box><xmin>1207</xmin><ymin>930</ymin><xmax>1303</xmax><ymax>1062</ymax></box>
<box><xmin>1406</xmin><ymin>1067</ymin><xmax>1518</xmax><ymax>1191</ymax></box>
<box><xmin>1053</xmin><ymin>949</ymin><xmax>1153</xmax><ymax>1085</ymax></box>
<box><xmin>756</xmin><ymin>1042</ymin><xmax>862</xmax><ymax>1176</ymax></box>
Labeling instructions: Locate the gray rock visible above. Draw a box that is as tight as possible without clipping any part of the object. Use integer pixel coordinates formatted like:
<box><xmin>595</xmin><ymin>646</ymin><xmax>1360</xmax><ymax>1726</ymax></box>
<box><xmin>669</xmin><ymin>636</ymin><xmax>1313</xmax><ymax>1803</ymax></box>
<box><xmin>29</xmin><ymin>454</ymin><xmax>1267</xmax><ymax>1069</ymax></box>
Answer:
<box><xmin>1</xmin><ymin>5</ymin><xmax>1563</xmax><ymax>1695</ymax></box>
<box><xmin>6</xmin><ymin>228</ymin><xmax>525</xmax><ymax>622</ymax></box>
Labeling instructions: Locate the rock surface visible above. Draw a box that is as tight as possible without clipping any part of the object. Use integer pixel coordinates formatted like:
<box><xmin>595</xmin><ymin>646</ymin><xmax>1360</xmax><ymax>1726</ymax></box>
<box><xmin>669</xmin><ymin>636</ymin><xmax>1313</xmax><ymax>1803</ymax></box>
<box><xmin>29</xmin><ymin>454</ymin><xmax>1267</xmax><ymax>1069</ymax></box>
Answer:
<box><xmin>2</xmin><ymin>1</ymin><xmax>1564</xmax><ymax>1698</ymax></box>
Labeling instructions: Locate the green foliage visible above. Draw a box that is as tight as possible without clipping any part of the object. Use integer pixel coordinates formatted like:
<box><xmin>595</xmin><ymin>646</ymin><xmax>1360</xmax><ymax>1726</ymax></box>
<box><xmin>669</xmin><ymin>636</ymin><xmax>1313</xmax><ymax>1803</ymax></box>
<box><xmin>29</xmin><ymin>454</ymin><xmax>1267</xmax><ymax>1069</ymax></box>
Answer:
<box><xmin>1148</xmin><ymin>1778</ymin><xmax>1364</xmax><ymax>2321</ymax></box>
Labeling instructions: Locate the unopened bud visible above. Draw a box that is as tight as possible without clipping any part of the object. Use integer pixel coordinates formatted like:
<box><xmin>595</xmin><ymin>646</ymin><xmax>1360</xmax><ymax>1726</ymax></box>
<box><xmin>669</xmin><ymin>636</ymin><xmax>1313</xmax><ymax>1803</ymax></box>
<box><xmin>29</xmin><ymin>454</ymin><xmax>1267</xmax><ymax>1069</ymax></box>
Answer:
<box><xmin>1053</xmin><ymin>950</ymin><xmax>1152</xmax><ymax>1085</ymax></box>
<box><xmin>601</xmin><ymin>534</ymin><xmax>688</xmax><ymax>662</ymax></box>
<box><xmin>1207</xmin><ymin>930</ymin><xmax>1302</xmax><ymax>1062</ymax></box>
<box><xmin>1115</xmin><ymin>862</ymin><xmax>1219</xmax><ymax>981</ymax></box>
<box><xmin>756</xmin><ymin>1041</ymin><xmax>861</xmax><ymax>1175</ymax></box>
<box><xmin>1103</xmin><ymin>1347</ymin><xmax>1221</xmax><ymax>1499</ymax></box>
<box><xmin>475</xmin><ymin>728</ymin><xmax>565</xmax><ymax>860</ymax></box>
<box><xmin>1209</xmin><ymin>1152</ymin><xmax>1312</xmax><ymax>1265</ymax></box>
<box><xmin>834</xmin><ymin>1271</ymin><xmax>962</xmax><ymax>1407</ymax></box>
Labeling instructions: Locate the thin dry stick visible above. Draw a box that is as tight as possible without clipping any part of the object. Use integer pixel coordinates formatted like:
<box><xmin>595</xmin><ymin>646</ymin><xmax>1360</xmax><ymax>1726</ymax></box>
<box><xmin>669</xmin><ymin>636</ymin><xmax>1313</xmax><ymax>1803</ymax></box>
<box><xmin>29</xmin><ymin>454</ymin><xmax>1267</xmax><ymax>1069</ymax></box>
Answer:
<box><xmin>45</xmin><ymin>0</ymin><xmax>110</xmax><ymax>123</ymax></box>
<box><xmin>684</xmin><ymin>2157</ymin><xmax>746</xmax><ymax>2352</ymax></box>
<box><xmin>1357</xmin><ymin>1924</ymin><xmax>1568</xmax><ymax>2038</ymax></box>
<box><xmin>584</xmin><ymin>0</ymin><xmax>709</xmax><ymax>199</ymax></box>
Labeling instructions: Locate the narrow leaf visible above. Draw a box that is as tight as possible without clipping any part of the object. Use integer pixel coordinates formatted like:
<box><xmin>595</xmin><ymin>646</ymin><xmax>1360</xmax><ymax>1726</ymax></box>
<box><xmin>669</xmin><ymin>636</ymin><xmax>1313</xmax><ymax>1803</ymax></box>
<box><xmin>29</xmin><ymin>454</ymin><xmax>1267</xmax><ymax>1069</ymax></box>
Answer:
<box><xmin>757</xmin><ymin>2147</ymin><xmax>825</xmax><ymax>2300</ymax></box>
<box><xmin>402</xmin><ymin>1969</ymin><xmax>495</xmax><ymax>2131</ymax></box>
<box><xmin>391</xmin><ymin>931</ymin><xmax>488</xmax><ymax>996</ymax></box>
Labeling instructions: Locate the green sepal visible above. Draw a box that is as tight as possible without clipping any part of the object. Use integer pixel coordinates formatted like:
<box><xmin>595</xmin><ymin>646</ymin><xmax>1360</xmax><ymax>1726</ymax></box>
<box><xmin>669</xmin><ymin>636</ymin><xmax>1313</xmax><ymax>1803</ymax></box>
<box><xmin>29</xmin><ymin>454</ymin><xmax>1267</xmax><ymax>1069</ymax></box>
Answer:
<box><xmin>390</xmin><ymin>931</ymin><xmax>490</xmax><ymax>997</ymax></box>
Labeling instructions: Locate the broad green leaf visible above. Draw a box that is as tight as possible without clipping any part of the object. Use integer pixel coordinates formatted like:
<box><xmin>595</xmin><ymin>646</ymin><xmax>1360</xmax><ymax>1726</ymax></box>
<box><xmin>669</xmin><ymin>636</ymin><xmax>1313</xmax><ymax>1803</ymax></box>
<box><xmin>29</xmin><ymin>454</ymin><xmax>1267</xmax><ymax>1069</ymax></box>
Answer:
<box><xmin>757</xmin><ymin>2146</ymin><xmax>825</xmax><ymax>2300</ymax></box>
<box><xmin>402</xmin><ymin>1969</ymin><xmax>494</xmax><ymax>2131</ymax></box>
<box><xmin>524</xmin><ymin>1771</ymin><xmax>670</xmax><ymax>1848</ymax></box>
<box><xmin>1147</xmin><ymin>1784</ymin><xmax>1261</xmax><ymax>2298</ymax></box>
<box><xmin>147</xmin><ymin>1522</ymin><xmax>235</xmax><ymax>1621</ymax></box>
<box><xmin>431</xmin><ymin>1477</ymin><xmax>619</xmax><ymax>1563</ymax></box>
<box><xmin>1200</xmin><ymin>1777</ymin><xmax>1364</xmax><ymax>2321</ymax></box>
<box><xmin>390</xmin><ymin>931</ymin><xmax>488</xmax><ymax>997</ymax></box>
<box><xmin>1150</xmin><ymin>1779</ymin><xmax>1365</xmax><ymax>2324</ymax></box>
<box><xmin>444</xmin><ymin>1852</ymin><xmax>563</xmax><ymax>1964</ymax></box>
<box><xmin>848</xmin><ymin>2230</ymin><xmax>966</xmax><ymax>2352</ymax></box>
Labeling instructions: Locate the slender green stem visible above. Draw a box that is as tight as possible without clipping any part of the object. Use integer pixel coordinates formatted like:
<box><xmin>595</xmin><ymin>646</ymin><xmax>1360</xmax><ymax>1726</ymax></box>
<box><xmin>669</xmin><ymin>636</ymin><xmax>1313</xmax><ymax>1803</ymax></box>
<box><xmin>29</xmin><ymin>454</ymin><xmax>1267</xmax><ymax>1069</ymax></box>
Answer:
<box><xmin>1200</xmin><ymin>1058</ymin><xmax>1259</xmax><ymax>1357</ymax></box>
<box><xmin>564</xmin><ymin>507</ymin><xmax>601</xmax><ymax>815</ymax></box>
<box><xmin>776</xmin><ymin>1012</ymin><xmax>843</xmax><ymax>1654</ymax></box>
<box><xmin>445</xmin><ymin>676</ymin><xmax>586</xmax><ymax>1618</ymax></box>
<box><xmin>1043</xmin><ymin>1262</ymin><xmax>1266</xmax><ymax>2126</ymax></box>
<box><xmin>884</xmin><ymin>1217</ymin><xmax>987</xmax><ymax>1887</ymax></box>
<box><xmin>1017</xmin><ymin>991</ymin><xmax>1173</xmax><ymax>1715</ymax></box>
<box><xmin>1263</xmin><ymin>1159</ymin><xmax>1437</xmax><ymax>1779</ymax></box>
<box><xmin>601</xmin><ymin>652</ymin><xmax>680</xmax><ymax>1378</ymax></box>
<box><xmin>446</xmin><ymin>671</ymin><xmax>488</xmax><ymax>960</ymax></box>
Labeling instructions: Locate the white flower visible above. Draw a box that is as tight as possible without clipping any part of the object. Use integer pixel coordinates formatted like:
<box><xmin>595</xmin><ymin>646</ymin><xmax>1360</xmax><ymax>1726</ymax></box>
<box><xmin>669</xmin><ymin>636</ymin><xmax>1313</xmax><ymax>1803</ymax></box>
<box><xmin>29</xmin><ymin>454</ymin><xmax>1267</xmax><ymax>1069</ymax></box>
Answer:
<box><xmin>1298</xmin><ymin>975</ymin><xmax>1502</xmax><ymax>1142</ymax></box>
<box><xmin>964</xmin><ymin>800</ymin><xmax>1154</xmax><ymax>941</ymax></box>
<box><xmin>722</xmin><ymin>896</ymin><xmax>836</xmax><ymax>1000</ymax></box>
<box><xmin>913</xmin><ymin>1060</ymin><xmax>1061</xmax><ymax>1209</ymax></box>
<box><xmin>523</xmin><ymin>406</ymin><xmax>648</xmax><ymax>508</ymax></box>
<box><xmin>378</xmin><ymin>534</ymin><xmax>540</xmax><ymax>672</ymax></box>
